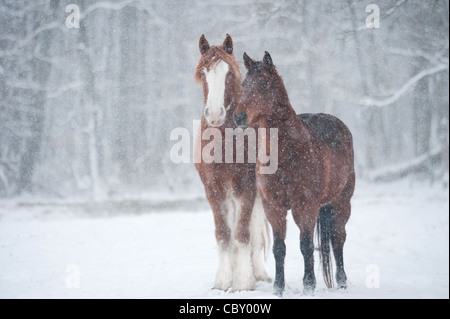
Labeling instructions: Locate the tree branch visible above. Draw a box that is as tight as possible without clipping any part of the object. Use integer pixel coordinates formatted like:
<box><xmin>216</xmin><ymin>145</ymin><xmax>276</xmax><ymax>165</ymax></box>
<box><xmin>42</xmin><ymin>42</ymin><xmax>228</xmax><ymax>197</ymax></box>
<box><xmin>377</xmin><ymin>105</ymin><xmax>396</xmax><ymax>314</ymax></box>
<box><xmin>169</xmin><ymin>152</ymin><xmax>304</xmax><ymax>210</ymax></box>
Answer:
<box><xmin>334</xmin><ymin>64</ymin><xmax>449</xmax><ymax>107</ymax></box>
<box><xmin>367</xmin><ymin>147</ymin><xmax>443</xmax><ymax>181</ymax></box>
<box><xmin>388</xmin><ymin>46</ymin><xmax>450</xmax><ymax>65</ymax></box>
<box><xmin>0</xmin><ymin>22</ymin><xmax>65</xmax><ymax>58</ymax></box>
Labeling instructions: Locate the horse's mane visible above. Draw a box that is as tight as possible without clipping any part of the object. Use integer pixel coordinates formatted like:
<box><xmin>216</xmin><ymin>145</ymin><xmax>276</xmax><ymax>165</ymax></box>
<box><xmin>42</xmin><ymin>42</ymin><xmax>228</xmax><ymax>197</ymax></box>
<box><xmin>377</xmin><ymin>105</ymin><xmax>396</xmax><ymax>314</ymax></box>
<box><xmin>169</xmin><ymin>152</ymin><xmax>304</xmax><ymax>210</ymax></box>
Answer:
<box><xmin>195</xmin><ymin>46</ymin><xmax>241</xmax><ymax>84</ymax></box>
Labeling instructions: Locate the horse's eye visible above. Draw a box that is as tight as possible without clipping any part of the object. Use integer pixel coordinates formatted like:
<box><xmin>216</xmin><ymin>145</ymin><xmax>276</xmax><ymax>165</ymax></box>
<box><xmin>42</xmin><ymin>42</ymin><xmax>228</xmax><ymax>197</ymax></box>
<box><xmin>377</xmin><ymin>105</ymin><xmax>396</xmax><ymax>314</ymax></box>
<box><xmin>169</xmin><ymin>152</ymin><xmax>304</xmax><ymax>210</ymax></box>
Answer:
<box><xmin>201</xmin><ymin>72</ymin><xmax>205</xmax><ymax>78</ymax></box>
<box><xmin>260</xmin><ymin>81</ymin><xmax>269</xmax><ymax>89</ymax></box>
<box><xmin>227</xmin><ymin>72</ymin><xmax>232</xmax><ymax>77</ymax></box>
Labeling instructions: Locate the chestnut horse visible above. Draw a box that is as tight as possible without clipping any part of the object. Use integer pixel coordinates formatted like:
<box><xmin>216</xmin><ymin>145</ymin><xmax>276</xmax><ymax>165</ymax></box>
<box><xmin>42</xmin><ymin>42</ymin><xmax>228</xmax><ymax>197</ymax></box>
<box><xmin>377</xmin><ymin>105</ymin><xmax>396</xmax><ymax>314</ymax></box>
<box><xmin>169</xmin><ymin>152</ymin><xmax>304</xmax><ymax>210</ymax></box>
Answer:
<box><xmin>194</xmin><ymin>35</ymin><xmax>270</xmax><ymax>291</ymax></box>
<box><xmin>235</xmin><ymin>51</ymin><xmax>355</xmax><ymax>296</ymax></box>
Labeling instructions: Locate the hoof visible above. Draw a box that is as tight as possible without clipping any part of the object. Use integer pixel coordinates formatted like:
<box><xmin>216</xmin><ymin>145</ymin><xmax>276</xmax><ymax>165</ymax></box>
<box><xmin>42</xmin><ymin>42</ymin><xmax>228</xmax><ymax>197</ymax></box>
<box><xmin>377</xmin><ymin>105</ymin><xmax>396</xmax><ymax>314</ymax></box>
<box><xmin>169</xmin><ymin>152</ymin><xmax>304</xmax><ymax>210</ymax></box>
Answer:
<box><xmin>336</xmin><ymin>269</ymin><xmax>347</xmax><ymax>289</ymax></box>
<box><xmin>213</xmin><ymin>281</ymin><xmax>231</xmax><ymax>291</ymax></box>
<box><xmin>231</xmin><ymin>285</ymin><xmax>255</xmax><ymax>293</ymax></box>
<box><xmin>231</xmin><ymin>282</ymin><xmax>256</xmax><ymax>292</ymax></box>
<box><xmin>232</xmin><ymin>273</ymin><xmax>256</xmax><ymax>292</ymax></box>
<box><xmin>273</xmin><ymin>282</ymin><xmax>284</xmax><ymax>297</ymax></box>
<box><xmin>302</xmin><ymin>286</ymin><xmax>315</xmax><ymax>296</ymax></box>
<box><xmin>274</xmin><ymin>287</ymin><xmax>283</xmax><ymax>297</ymax></box>
<box><xmin>337</xmin><ymin>282</ymin><xmax>347</xmax><ymax>290</ymax></box>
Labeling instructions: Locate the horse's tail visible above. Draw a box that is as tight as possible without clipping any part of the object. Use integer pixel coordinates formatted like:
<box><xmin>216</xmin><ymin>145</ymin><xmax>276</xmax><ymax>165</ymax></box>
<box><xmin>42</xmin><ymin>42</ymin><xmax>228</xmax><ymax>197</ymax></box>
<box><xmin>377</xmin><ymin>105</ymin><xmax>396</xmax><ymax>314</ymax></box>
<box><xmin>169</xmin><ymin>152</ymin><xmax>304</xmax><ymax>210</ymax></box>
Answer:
<box><xmin>317</xmin><ymin>203</ymin><xmax>334</xmax><ymax>288</ymax></box>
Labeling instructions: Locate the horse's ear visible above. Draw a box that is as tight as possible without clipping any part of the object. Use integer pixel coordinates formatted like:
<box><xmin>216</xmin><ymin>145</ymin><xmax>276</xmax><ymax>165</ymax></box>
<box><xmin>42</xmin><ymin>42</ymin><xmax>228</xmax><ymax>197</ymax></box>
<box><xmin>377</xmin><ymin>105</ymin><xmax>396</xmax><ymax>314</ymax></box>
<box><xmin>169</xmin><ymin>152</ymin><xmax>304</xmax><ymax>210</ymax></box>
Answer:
<box><xmin>223</xmin><ymin>34</ymin><xmax>233</xmax><ymax>55</ymax></box>
<box><xmin>243</xmin><ymin>52</ymin><xmax>254</xmax><ymax>71</ymax></box>
<box><xmin>263</xmin><ymin>51</ymin><xmax>273</xmax><ymax>68</ymax></box>
<box><xmin>199</xmin><ymin>34</ymin><xmax>210</xmax><ymax>55</ymax></box>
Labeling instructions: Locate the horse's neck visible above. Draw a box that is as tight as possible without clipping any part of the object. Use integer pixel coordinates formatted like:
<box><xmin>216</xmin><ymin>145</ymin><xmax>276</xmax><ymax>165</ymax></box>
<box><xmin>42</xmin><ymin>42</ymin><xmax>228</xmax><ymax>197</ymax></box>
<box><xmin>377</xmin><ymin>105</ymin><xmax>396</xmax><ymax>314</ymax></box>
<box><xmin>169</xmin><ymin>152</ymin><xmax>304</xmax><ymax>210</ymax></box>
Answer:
<box><xmin>273</xmin><ymin>102</ymin><xmax>311</xmax><ymax>147</ymax></box>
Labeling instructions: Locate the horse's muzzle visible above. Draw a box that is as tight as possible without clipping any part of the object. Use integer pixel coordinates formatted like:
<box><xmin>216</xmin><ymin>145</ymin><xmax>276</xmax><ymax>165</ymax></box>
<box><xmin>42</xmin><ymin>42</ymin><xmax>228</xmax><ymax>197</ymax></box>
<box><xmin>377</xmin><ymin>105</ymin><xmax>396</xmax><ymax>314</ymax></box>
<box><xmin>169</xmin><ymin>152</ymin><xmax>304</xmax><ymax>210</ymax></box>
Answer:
<box><xmin>234</xmin><ymin>111</ymin><xmax>248</xmax><ymax>128</ymax></box>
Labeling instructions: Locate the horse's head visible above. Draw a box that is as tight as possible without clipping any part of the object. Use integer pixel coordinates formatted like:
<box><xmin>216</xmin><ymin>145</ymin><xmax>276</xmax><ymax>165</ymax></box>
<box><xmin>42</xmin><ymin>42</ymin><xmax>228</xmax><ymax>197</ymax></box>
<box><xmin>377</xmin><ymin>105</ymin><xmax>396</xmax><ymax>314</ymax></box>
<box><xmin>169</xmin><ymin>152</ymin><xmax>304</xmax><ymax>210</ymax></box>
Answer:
<box><xmin>234</xmin><ymin>51</ymin><xmax>288</xmax><ymax>129</ymax></box>
<box><xmin>195</xmin><ymin>34</ymin><xmax>241</xmax><ymax>127</ymax></box>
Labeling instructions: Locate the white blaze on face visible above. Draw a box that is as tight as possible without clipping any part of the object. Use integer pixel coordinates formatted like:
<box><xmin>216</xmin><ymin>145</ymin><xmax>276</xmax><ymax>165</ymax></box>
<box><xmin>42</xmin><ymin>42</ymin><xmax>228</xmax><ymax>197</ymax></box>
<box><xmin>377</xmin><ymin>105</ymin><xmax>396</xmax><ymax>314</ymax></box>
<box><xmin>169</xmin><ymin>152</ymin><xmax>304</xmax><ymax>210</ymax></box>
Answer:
<box><xmin>204</xmin><ymin>60</ymin><xmax>229</xmax><ymax>127</ymax></box>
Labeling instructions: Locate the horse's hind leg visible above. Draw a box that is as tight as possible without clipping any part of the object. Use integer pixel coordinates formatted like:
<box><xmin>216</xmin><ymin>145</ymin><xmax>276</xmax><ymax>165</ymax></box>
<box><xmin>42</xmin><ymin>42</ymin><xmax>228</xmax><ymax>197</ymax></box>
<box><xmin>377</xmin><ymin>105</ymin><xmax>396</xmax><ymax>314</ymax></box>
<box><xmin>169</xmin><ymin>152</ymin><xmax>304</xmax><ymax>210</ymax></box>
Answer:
<box><xmin>292</xmin><ymin>206</ymin><xmax>320</xmax><ymax>295</ymax></box>
<box><xmin>331</xmin><ymin>183</ymin><xmax>353</xmax><ymax>289</ymax></box>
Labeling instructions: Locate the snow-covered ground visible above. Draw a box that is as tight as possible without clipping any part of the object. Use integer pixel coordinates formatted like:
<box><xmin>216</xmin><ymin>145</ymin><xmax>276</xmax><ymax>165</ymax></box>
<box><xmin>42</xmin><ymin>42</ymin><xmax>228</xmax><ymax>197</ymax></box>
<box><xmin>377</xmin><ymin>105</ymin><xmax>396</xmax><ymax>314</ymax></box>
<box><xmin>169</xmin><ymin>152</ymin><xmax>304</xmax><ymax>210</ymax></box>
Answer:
<box><xmin>0</xmin><ymin>181</ymin><xmax>448</xmax><ymax>299</ymax></box>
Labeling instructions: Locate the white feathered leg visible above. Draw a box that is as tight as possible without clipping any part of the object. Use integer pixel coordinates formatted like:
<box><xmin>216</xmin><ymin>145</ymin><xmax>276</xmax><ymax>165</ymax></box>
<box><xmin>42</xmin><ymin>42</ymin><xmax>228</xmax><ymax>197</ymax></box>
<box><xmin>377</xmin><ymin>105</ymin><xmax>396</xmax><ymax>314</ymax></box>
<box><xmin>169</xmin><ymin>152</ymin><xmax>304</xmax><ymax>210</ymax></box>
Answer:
<box><xmin>214</xmin><ymin>241</ymin><xmax>233</xmax><ymax>290</ymax></box>
<box><xmin>225</xmin><ymin>194</ymin><xmax>256</xmax><ymax>291</ymax></box>
<box><xmin>232</xmin><ymin>240</ymin><xmax>256</xmax><ymax>291</ymax></box>
<box><xmin>250</xmin><ymin>195</ymin><xmax>271</xmax><ymax>282</ymax></box>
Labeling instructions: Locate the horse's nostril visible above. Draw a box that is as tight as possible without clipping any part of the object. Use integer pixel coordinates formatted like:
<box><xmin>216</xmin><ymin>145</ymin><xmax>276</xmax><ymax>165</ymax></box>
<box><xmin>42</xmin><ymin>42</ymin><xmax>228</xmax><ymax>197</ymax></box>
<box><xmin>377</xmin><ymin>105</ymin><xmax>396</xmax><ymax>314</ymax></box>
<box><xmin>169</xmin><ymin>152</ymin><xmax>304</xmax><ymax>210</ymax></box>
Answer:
<box><xmin>233</xmin><ymin>112</ymin><xmax>248</xmax><ymax>126</ymax></box>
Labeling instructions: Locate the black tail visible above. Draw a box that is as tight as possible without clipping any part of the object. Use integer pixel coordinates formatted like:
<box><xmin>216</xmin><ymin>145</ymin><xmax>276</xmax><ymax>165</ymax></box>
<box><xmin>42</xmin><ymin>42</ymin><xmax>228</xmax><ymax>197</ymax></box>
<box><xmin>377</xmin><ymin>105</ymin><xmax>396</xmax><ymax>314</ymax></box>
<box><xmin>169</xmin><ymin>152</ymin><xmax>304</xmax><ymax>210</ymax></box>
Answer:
<box><xmin>317</xmin><ymin>204</ymin><xmax>334</xmax><ymax>288</ymax></box>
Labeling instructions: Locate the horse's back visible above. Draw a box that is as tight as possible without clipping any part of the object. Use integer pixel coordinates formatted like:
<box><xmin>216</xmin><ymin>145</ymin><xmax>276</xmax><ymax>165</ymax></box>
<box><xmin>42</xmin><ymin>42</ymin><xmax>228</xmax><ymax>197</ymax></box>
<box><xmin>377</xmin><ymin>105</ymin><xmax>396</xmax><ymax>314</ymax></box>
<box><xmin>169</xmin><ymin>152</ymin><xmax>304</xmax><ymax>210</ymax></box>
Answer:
<box><xmin>298</xmin><ymin>113</ymin><xmax>353</xmax><ymax>153</ymax></box>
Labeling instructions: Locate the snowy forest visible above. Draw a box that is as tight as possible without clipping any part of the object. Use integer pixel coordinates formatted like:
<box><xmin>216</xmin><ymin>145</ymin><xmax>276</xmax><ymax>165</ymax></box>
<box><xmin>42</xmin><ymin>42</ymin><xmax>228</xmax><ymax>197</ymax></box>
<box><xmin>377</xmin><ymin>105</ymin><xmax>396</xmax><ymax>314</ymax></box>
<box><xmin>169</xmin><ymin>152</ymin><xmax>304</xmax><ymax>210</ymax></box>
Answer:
<box><xmin>0</xmin><ymin>0</ymin><xmax>449</xmax><ymax>200</ymax></box>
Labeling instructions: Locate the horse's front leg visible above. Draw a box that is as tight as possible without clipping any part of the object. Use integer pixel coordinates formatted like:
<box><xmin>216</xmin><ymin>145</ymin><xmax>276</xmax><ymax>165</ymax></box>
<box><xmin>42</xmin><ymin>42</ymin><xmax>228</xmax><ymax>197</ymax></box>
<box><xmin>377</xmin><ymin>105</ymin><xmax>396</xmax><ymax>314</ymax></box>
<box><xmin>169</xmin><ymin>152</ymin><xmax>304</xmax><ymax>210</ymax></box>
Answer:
<box><xmin>207</xmin><ymin>189</ymin><xmax>233</xmax><ymax>291</ymax></box>
<box><xmin>261</xmin><ymin>198</ymin><xmax>287</xmax><ymax>297</ymax></box>
<box><xmin>214</xmin><ymin>219</ymin><xmax>233</xmax><ymax>290</ymax></box>
<box><xmin>292</xmin><ymin>204</ymin><xmax>320</xmax><ymax>295</ymax></box>
<box><xmin>232</xmin><ymin>190</ymin><xmax>257</xmax><ymax>291</ymax></box>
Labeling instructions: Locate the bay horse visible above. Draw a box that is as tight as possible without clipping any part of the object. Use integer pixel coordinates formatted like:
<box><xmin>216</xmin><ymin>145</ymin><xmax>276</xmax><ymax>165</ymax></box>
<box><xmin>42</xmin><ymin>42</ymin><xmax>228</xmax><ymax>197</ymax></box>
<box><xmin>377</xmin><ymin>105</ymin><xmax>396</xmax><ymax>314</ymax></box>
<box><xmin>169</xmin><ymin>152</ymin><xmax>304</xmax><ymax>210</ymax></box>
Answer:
<box><xmin>194</xmin><ymin>35</ymin><xmax>270</xmax><ymax>291</ymax></box>
<box><xmin>234</xmin><ymin>51</ymin><xmax>355</xmax><ymax>296</ymax></box>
